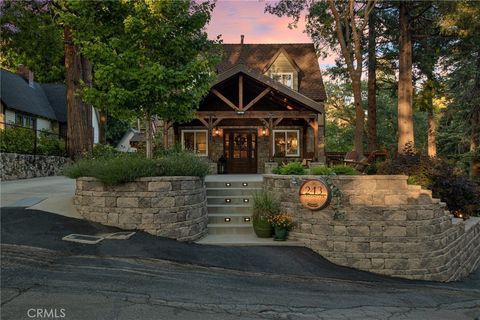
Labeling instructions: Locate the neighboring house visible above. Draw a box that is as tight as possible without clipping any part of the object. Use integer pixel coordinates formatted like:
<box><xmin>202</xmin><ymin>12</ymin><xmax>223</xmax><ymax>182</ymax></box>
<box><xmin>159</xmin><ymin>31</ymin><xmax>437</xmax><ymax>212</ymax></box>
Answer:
<box><xmin>0</xmin><ymin>66</ymin><xmax>100</xmax><ymax>144</ymax></box>
<box><xmin>164</xmin><ymin>39</ymin><xmax>327</xmax><ymax>173</ymax></box>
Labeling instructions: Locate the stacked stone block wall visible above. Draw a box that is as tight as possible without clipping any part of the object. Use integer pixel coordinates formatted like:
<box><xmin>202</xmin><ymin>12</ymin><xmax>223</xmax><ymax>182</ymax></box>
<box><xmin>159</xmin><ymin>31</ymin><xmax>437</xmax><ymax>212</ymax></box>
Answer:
<box><xmin>74</xmin><ymin>177</ymin><xmax>208</xmax><ymax>241</ymax></box>
<box><xmin>0</xmin><ymin>153</ymin><xmax>71</xmax><ymax>181</ymax></box>
<box><xmin>264</xmin><ymin>174</ymin><xmax>480</xmax><ymax>282</ymax></box>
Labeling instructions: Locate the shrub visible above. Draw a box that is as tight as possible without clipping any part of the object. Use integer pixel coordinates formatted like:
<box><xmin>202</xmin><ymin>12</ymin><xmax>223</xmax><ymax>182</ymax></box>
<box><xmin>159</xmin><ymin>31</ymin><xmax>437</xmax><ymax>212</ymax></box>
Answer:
<box><xmin>64</xmin><ymin>154</ymin><xmax>159</xmax><ymax>185</ymax></box>
<box><xmin>276</xmin><ymin>161</ymin><xmax>306</xmax><ymax>175</ymax></box>
<box><xmin>156</xmin><ymin>151</ymin><xmax>210</xmax><ymax>177</ymax></box>
<box><xmin>310</xmin><ymin>165</ymin><xmax>358</xmax><ymax>175</ymax></box>
<box><xmin>64</xmin><ymin>150</ymin><xmax>210</xmax><ymax>185</ymax></box>
<box><xmin>377</xmin><ymin>147</ymin><xmax>480</xmax><ymax>216</ymax></box>
<box><xmin>330</xmin><ymin>165</ymin><xmax>358</xmax><ymax>175</ymax></box>
<box><xmin>251</xmin><ymin>190</ymin><xmax>281</xmax><ymax>221</ymax></box>
<box><xmin>310</xmin><ymin>166</ymin><xmax>334</xmax><ymax>175</ymax></box>
<box><xmin>90</xmin><ymin>144</ymin><xmax>121</xmax><ymax>159</ymax></box>
<box><xmin>0</xmin><ymin>127</ymin><xmax>35</xmax><ymax>154</ymax></box>
<box><xmin>154</xmin><ymin>143</ymin><xmax>184</xmax><ymax>158</ymax></box>
<box><xmin>37</xmin><ymin>131</ymin><xmax>65</xmax><ymax>156</ymax></box>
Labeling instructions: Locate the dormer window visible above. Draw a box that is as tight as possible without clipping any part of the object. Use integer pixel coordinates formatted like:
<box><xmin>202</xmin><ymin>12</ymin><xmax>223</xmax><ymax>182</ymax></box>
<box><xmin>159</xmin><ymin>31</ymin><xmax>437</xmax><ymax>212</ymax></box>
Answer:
<box><xmin>270</xmin><ymin>72</ymin><xmax>293</xmax><ymax>89</ymax></box>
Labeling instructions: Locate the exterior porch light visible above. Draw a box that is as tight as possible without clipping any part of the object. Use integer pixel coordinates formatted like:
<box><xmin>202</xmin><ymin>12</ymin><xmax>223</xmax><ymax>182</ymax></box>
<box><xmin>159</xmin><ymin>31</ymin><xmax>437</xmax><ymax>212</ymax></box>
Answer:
<box><xmin>258</xmin><ymin>127</ymin><xmax>269</xmax><ymax>137</ymax></box>
<box><xmin>236</xmin><ymin>110</ymin><xmax>245</xmax><ymax>115</ymax></box>
<box><xmin>244</xmin><ymin>217</ymin><xmax>251</xmax><ymax>222</ymax></box>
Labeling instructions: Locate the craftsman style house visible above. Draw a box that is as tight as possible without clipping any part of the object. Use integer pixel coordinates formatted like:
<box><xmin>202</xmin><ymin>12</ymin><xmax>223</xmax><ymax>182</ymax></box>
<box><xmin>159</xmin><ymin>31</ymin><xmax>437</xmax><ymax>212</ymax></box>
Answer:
<box><xmin>165</xmin><ymin>40</ymin><xmax>327</xmax><ymax>174</ymax></box>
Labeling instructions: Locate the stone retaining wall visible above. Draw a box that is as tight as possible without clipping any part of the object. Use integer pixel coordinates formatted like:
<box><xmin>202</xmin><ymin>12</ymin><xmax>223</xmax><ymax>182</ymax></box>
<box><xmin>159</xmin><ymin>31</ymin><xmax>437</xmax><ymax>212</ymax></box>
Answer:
<box><xmin>264</xmin><ymin>174</ymin><xmax>480</xmax><ymax>282</ymax></box>
<box><xmin>74</xmin><ymin>177</ymin><xmax>208</xmax><ymax>241</ymax></box>
<box><xmin>0</xmin><ymin>152</ymin><xmax>71</xmax><ymax>181</ymax></box>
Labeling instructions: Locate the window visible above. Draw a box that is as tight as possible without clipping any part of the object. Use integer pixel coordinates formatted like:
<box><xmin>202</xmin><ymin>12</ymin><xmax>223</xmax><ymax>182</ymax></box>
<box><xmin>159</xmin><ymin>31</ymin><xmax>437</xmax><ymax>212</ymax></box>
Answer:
<box><xmin>273</xmin><ymin>130</ymin><xmax>300</xmax><ymax>157</ymax></box>
<box><xmin>181</xmin><ymin>130</ymin><xmax>208</xmax><ymax>156</ymax></box>
<box><xmin>270</xmin><ymin>72</ymin><xmax>293</xmax><ymax>89</ymax></box>
<box><xmin>15</xmin><ymin>113</ymin><xmax>35</xmax><ymax>128</ymax></box>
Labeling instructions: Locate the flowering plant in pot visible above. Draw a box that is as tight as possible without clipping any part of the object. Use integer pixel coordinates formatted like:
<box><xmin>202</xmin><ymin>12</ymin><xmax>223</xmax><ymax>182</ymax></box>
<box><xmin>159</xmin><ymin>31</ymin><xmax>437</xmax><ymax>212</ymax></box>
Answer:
<box><xmin>251</xmin><ymin>190</ymin><xmax>280</xmax><ymax>238</ymax></box>
<box><xmin>268</xmin><ymin>213</ymin><xmax>294</xmax><ymax>241</ymax></box>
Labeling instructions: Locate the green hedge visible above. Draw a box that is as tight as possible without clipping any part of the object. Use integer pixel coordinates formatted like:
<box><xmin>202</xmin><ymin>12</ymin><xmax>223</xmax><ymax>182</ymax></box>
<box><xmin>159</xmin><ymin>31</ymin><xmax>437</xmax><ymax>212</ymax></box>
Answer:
<box><xmin>0</xmin><ymin>127</ymin><xmax>65</xmax><ymax>156</ymax></box>
<box><xmin>0</xmin><ymin>127</ymin><xmax>35</xmax><ymax>154</ymax></box>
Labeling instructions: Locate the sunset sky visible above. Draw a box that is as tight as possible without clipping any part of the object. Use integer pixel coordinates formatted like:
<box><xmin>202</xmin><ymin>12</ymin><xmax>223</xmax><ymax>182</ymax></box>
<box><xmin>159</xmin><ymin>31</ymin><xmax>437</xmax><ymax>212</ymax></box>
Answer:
<box><xmin>205</xmin><ymin>0</ymin><xmax>337</xmax><ymax>69</ymax></box>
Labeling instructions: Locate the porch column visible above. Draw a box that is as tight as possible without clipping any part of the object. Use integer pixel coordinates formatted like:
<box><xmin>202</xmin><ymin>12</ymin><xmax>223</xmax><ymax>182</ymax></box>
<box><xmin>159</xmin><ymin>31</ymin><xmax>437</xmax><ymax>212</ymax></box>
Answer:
<box><xmin>318</xmin><ymin>114</ymin><xmax>326</xmax><ymax>163</ymax></box>
<box><xmin>312</xmin><ymin>118</ymin><xmax>319</xmax><ymax>161</ymax></box>
<box><xmin>268</xmin><ymin>118</ymin><xmax>273</xmax><ymax>161</ymax></box>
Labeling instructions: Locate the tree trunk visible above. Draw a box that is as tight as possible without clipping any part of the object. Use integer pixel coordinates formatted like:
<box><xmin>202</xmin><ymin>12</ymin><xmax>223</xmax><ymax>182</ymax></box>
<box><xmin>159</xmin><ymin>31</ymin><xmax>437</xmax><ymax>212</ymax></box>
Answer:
<box><xmin>427</xmin><ymin>108</ymin><xmax>437</xmax><ymax>158</ymax></box>
<box><xmin>145</xmin><ymin>112</ymin><xmax>153</xmax><ymax>159</ymax></box>
<box><xmin>397</xmin><ymin>2</ymin><xmax>415</xmax><ymax>154</ymax></box>
<box><xmin>352</xmin><ymin>75</ymin><xmax>364</xmax><ymax>157</ymax></box>
<box><xmin>469</xmin><ymin>53</ymin><xmax>480</xmax><ymax>178</ymax></box>
<box><xmin>470</xmin><ymin>120</ymin><xmax>480</xmax><ymax>178</ymax></box>
<box><xmin>99</xmin><ymin>110</ymin><xmax>107</xmax><ymax>145</ymax></box>
<box><xmin>367</xmin><ymin>10</ymin><xmax>377</xmax><ymax>153</ymax></box>
<box><xmin>64</xmin><ymin>27</ymin><xmax>93</xmax><ymax>160</ymax></box>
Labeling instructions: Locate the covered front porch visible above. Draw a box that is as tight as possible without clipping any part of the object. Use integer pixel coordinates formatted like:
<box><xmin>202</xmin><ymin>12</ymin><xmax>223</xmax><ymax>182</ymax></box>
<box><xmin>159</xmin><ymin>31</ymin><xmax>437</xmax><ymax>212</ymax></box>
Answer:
<box><xmin>163</xmin><ymin>65</ymin><xmax>326</xmax><ymax>173</ymax></box>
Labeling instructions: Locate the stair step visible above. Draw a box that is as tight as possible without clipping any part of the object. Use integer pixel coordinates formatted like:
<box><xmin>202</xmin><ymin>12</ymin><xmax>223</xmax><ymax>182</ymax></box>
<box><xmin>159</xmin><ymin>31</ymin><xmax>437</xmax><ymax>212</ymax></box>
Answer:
<box><xmin>207</xmin><ymin>188</ymin><xmax>261</xmax><ymax>197</ymax></box>
<box><xmin>208</xmin><ymin>213</ymin><xmax>252</xmax><ymax>217</ymax></box>
<box><xmin>207</xmin><ymin>224</ymin><xmax>254</xmax><ymax>235</ymax></box>
<box><xmin>207</xmin><ymin>206</ymin><xmax>251</xmax><ymax>214</ymax></box>
<box><xmin>205</xmin><ymin>181</ymin><xmax>263</xmax><ymax>189</ymax></box>
<box><xmin>207</xmin><ymin>196</ymin><xmax>253</xmax><ymax>205</ymax></box>
<box><xmin>208</xmin><ymin>223</ymin><xmax>252</xmax><ymax>228</ymax></box>
<box><xmin>208</xmin><ymin>214</ymin><xmax>252</xmax><ymax>224</ymax></box>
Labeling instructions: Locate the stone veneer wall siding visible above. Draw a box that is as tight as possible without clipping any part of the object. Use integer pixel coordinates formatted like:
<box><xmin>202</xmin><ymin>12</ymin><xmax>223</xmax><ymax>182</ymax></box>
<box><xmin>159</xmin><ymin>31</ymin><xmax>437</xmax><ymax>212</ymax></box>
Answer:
<box><xmin>264</xmin><ymin>174</ymin><xmax>480</xmax><ymax>282</ymax></box>
<box><xmin>74</xmin><ymin>177</ymin><xmax>208</xmax><ymax>241</ymax></box>
<box><xmin>0</xmin><ymin>152</ymin><xmax>71</xmax><ymax>181</ymax></box>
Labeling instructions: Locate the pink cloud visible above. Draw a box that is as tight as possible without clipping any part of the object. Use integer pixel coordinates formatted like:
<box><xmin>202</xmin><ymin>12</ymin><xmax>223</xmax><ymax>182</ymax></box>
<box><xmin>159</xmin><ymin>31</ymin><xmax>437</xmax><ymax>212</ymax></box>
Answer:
<box><xmin>206</xmin><ymin>1</ymin><xmax>338</xmax><ymax>69</ymax></box>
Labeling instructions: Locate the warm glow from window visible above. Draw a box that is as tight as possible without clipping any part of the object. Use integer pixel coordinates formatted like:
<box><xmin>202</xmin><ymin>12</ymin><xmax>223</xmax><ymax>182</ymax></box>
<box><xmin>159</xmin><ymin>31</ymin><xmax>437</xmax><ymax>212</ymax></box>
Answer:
<box><xmin>181</xmin><ymin>130</ymin><xmax>208</xmax><ymax>156</ymax></box>
<box><xmin>273</xmin><ymin>130</ymin><xmax>299</xmax><ymax>157</ymax></box>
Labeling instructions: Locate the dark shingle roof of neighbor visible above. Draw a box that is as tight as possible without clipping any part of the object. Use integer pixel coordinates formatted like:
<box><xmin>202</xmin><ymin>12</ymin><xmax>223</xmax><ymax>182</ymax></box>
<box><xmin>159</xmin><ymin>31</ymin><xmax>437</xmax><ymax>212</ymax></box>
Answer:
<box><xmin>41</xmin><ymin>83</ymin><xmax>67</xmax><ymax>123</ymax></box>
<box><xmin>218</xmin><ymin>43</ymin><xmax>327</xmax><ymax>101</ymax></box>
<box><xmin>0</xmin><ymin>69</ymin><xmax>58</xmax><ymax>120</ymax></box>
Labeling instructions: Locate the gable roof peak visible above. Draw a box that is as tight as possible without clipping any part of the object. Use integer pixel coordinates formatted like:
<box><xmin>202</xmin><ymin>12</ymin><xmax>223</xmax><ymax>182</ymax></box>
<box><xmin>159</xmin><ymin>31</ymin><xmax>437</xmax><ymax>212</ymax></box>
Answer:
<box><xmin>262</xmin><ymin>47</ymin><xmax>301</xmax><ymax>73</ymax></box>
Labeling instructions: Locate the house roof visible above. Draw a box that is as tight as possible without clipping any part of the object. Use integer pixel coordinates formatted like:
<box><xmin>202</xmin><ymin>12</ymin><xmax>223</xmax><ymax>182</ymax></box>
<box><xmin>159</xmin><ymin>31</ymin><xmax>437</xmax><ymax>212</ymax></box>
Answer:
<box><xmin>41</xmin><ymin>83</ymin><xmax>67</xmax><ymax>123</ymax></box>
<box><xmin>218</xmin><ymin>43</ymin><xmax>326</xmax><ymax>101</ymax></box>
<box><xmin>1</xmin><ymin>69</ymin><xmax>58</xmax><ymax>120</ymax></box>
<box><xmin>214</xmin><ymin>64</ymin><xmax>324</xmax><ymax>114</ymax></box>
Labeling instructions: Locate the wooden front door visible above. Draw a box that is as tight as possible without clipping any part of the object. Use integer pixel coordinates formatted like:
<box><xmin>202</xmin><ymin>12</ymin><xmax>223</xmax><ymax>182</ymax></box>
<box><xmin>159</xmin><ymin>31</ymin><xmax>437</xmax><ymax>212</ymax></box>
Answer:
<box><xmin>224</xmin><ymin>130</ymin><xmax>257</xmax><ymax>174</ymax></box>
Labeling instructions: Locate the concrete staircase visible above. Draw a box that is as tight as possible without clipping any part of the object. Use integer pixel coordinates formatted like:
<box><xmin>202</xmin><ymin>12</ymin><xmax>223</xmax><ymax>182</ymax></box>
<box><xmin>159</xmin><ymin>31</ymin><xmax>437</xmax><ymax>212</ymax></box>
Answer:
<box><xmin>205</xmin><ymin>177</ymin><xmax>263</xmax><ymax>236</ymax></box>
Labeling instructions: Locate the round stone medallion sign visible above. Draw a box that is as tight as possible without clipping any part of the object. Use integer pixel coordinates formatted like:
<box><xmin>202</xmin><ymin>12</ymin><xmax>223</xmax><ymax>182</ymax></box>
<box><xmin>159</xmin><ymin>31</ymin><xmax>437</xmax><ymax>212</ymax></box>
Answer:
<box><xmin>299</xmin><ymin>179</ymin><xmax>332</xmax><ymax>210</ymax></box>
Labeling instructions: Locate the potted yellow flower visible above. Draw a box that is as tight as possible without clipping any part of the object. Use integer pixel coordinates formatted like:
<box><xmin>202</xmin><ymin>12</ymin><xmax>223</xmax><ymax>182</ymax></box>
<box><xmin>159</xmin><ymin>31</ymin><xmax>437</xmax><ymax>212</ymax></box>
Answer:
<box><xmin>268</xmin><ymin>213</ymin><xmax>294</xmax><ymax>241</ymax></box>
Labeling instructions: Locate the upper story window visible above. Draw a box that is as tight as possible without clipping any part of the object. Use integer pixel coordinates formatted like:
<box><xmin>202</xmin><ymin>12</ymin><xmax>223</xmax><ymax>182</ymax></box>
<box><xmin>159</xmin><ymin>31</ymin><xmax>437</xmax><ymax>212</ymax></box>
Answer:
<box><xmin>270</xmin><ymin>72</ymin><xmax>293</xmax><ymax>89</ymax></box>
<box><xmin>15</xmin><ymin>113</ymin><xmax>35</xmax><ymax>128</ymax></box>
<box><xmin>181</xmin><ymin>129</ymin><xmax>208</xmax><ymax>156</ymax></box>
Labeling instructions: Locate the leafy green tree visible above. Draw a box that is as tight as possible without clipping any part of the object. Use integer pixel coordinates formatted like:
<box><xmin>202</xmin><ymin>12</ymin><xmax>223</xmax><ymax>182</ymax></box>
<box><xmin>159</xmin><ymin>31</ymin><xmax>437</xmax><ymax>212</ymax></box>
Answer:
<box><xmin>61</xmin><ymin>0</ymin><xmax>220</xmax><ymax>158</ymax></box>
<box><xmin>266</xmin><ymin>0</ymin><xmax>375</xmax><ymax>157</ymax></box>
<box><xmin>438</xmin><ymin>1</ymin><xmax>480</xmax><ymax>178</ymax></box>
<box><xmin>0</xmin><ymin>0</ymin><xmax>64</xmax><ymax>82</ymax></box>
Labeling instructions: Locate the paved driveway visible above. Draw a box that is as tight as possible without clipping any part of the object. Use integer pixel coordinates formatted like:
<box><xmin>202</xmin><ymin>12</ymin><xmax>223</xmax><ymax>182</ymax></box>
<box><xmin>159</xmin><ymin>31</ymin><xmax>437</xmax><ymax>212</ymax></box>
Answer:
<box><xmin>0</xmin><ymin>176</ymin><xmax>80</xmax><ymax>218</ymax></box>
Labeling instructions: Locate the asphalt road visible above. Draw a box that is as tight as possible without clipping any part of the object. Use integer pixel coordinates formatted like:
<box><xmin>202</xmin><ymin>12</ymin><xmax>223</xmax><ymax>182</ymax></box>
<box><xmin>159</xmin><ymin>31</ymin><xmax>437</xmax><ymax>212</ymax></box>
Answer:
<box><xmin>1</xmin><ymin>207</ymin><xmax>480</xmax><ymax>320</ymax></box>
